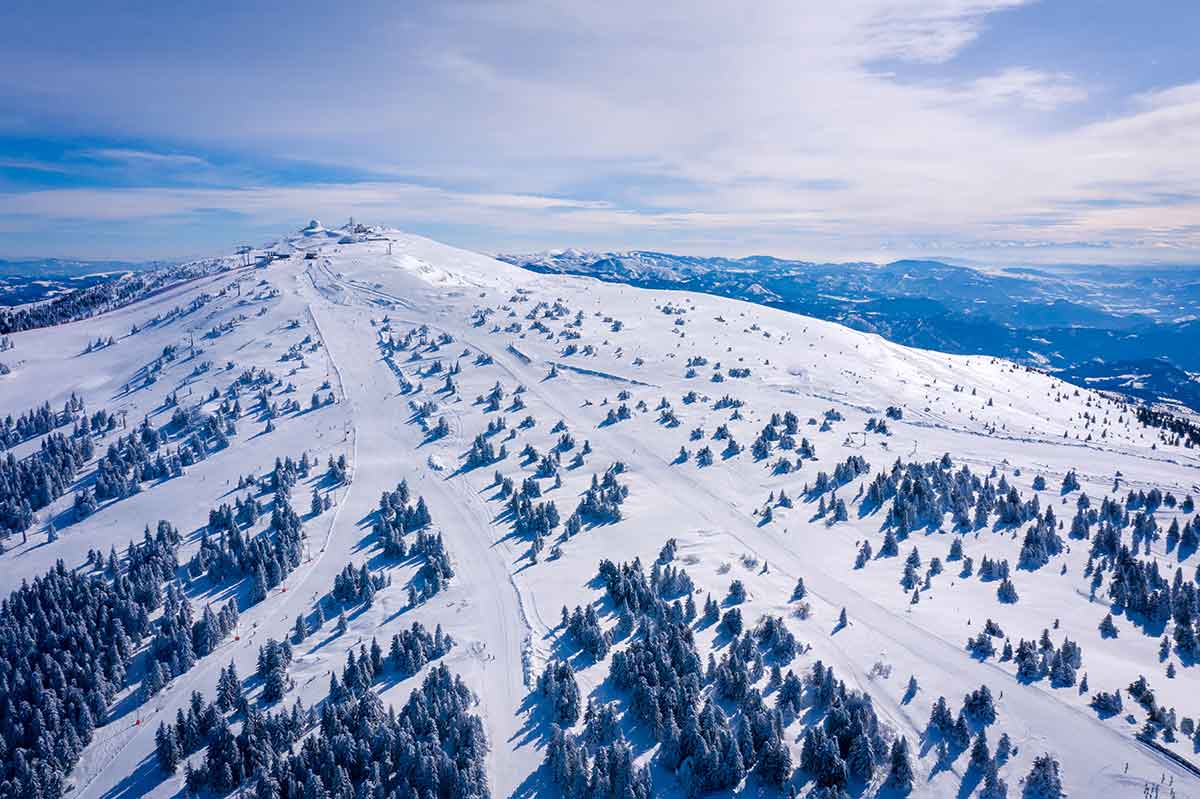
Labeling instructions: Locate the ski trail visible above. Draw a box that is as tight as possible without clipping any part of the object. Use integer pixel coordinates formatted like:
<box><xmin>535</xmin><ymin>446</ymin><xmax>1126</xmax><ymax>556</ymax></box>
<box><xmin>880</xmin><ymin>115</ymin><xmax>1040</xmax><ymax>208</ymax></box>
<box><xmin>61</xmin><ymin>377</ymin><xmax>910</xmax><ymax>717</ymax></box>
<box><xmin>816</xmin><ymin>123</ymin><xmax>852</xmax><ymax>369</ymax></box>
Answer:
<box><xmin>301</xmin><ymin>288</ymin><xmax>539</xmax><ymax>797</ymax></box>
<box><xmin>74</xmin><ymin>297</ymin><xmax>358</xmax><ymax>799</ymax></box>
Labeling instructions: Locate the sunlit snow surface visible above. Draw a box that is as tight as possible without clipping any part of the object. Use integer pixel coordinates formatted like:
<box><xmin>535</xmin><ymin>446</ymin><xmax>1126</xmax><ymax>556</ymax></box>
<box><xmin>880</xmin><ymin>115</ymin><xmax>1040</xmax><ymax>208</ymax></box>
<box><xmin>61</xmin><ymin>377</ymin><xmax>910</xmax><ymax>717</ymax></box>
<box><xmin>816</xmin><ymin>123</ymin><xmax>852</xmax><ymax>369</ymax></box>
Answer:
<box><xmin>2</xmin><ymin>225</ymin><xmax>1198</xmax><ymax>798</ymax></box>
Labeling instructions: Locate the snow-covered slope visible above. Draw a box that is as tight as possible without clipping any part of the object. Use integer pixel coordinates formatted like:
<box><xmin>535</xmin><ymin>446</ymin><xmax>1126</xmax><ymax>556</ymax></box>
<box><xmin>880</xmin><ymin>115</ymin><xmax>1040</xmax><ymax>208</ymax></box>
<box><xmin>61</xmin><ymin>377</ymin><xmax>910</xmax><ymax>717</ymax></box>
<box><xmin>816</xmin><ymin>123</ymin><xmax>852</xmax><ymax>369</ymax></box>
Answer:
<box><xmin>2</xmin><ymin>223</ymin><xmax>1198</xmax><ymax>799</ymax></box>
<box><xmin>498</xmin><ymin>250</ymin><xmax>1200</xmax><ymax>413</ymax></box>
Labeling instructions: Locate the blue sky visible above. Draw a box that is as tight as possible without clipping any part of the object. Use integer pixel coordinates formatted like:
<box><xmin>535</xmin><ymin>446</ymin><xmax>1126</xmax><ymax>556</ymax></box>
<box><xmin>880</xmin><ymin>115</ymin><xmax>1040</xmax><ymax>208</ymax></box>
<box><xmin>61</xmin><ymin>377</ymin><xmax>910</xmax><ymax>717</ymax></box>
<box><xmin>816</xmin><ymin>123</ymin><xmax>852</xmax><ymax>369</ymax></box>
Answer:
<box><xmin>1</xmin><ymin>0</ymin><xmax>1197</xmax><ymax>264</ymax></box>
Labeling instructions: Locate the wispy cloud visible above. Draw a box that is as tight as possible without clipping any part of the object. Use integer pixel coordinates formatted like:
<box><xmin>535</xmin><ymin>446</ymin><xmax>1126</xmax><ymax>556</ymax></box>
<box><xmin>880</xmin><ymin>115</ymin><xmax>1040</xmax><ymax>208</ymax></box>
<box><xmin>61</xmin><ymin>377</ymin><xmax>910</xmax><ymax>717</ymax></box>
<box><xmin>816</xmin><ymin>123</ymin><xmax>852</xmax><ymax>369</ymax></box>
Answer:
<box><xmin>0</xmin><ymin>183</ymin><xmax>621</xmax><ymax>227</ymax></box>
<box><xmin>966</xmin><ymin>67</ymin><xmax>1087</xmax><ymax>110</ymax></box>
<box><xmin>76</xmin><ymin>148</ymin><xmax>210</xmax><ymax>167</ymax></box>
<box><xmin>0</xmin><ymin>0</ymin><xmax>1197</xmax><ymax>263</ymax></box>
<box><xmin>0</xmin><ymin>157</ymin><xmax>72</xmax><ymax>173</ymax></box>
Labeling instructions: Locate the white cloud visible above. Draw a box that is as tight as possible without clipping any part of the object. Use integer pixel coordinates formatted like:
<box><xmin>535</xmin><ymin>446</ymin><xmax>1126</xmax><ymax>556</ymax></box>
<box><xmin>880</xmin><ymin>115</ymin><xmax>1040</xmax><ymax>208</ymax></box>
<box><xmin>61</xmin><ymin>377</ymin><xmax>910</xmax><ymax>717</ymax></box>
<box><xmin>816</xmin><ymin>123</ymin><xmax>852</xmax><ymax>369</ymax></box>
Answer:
<box><xmin>965</xmin><ymin>67</ymin><xmax>1087</xmax><ymax>110</ymax></box>
<box><xmin>0</xmin><ymin>183</ymin><xmax>617</xmax><ymax>227</ymax></box>
<box><xmin>0</xmin><ymin>0</ymin><xmax>1197</xmax><ymax>262</ymax></box>
<box><xmin>0</xmin><ymin>158</ymin><xmax>71</xmax><ymax>173</ymax></box>
<box><xmin>76</xmin><ymin>148</ymin><xmax>211</xmax><ymax>167</ymax></box>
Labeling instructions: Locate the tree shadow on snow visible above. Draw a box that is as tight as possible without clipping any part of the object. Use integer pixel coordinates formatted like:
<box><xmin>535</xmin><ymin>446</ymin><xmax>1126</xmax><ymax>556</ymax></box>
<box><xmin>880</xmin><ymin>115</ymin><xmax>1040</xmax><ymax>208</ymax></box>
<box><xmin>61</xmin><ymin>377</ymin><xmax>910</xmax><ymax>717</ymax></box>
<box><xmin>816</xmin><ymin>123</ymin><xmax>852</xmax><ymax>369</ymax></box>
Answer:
<box><xmin>97</xmin><ymin>753</ymin><xmax>166</xmax><ymax>799</ymax></box>
<box><xmin>508</xmin><ymin>692</ymin><xmax>557</xmax><ymax>753</ymax></box>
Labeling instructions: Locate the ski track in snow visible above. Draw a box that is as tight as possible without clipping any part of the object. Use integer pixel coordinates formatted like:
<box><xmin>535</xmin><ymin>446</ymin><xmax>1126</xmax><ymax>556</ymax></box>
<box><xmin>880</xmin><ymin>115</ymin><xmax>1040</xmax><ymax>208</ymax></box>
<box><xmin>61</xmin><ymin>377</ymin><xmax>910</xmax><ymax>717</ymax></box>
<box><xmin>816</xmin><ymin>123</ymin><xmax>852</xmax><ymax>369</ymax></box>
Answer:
<box><xmin>303</xmin><ymin>271</ymin><xmax>541</xmax><ymax>795</ymax></box>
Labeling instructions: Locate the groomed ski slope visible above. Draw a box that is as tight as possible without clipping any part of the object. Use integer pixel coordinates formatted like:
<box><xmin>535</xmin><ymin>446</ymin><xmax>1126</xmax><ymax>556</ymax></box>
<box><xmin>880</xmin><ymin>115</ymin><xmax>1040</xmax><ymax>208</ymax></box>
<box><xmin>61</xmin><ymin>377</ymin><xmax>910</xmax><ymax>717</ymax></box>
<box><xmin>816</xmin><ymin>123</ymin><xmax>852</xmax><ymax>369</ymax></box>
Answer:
<box><xmin>1</xmin><ymin>223</ymin><xmax>1198</xmax><ymax>799</ymax></box>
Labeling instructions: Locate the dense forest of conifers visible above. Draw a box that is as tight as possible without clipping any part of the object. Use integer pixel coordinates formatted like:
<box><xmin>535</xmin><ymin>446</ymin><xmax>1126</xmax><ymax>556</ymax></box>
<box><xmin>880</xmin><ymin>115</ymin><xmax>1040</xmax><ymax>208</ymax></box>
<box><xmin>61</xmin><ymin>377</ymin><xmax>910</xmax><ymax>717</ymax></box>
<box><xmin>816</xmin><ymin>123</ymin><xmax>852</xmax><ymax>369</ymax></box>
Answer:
<box><xmin>0</xmin><ymin>271</ymin><xmax>167</xmax><ymax>334</ymax></box>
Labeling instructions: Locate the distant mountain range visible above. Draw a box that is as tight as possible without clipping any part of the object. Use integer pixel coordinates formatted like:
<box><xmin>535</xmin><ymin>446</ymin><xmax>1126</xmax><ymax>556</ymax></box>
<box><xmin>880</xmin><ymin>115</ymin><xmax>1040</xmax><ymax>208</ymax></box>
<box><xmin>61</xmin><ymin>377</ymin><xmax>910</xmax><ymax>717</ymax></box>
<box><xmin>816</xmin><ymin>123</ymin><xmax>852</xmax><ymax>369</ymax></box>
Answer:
<box><xmin>0</xmin><ymin>257</ymin><xmax>175</xmax><ymax>277</ymax></box>
<box><xmin>0</xmin><ymin>258</ymin><xmax>173</xmax><ymax>306</ymax></box>
<box><xmin>499</xmin><ymin>250</ymin><xmax>1200</xmax><ymax>412</ymax></box>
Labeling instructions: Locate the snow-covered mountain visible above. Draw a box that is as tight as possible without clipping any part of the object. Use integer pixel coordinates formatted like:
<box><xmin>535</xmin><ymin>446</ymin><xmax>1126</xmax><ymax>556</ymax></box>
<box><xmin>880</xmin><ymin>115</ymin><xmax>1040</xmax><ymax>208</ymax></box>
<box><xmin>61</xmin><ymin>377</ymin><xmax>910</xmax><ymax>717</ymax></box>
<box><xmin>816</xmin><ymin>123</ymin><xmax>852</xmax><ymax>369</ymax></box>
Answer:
<box><xmin>500</xmin><ymin>249</ymin><xmax>1200</xmax><ymax>413</ymax></box>
<box><xmin>0</xmin><ymin>257</ymin><xmax>171</xmax><ymax>278</ymax></box>
<box><xmin>2</xmin><ymin>223</ymin><xmax>1199</xmax><ymax>799</ymax></box>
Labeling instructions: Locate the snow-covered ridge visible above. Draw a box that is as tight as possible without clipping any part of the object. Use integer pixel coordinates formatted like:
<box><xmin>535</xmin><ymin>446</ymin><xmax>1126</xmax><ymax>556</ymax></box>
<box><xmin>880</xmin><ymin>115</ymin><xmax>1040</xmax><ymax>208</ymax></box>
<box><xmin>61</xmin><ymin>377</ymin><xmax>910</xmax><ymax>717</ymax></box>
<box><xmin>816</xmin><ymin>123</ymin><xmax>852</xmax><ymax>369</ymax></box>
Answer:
<box><xmin>498</xmin><ymin>248</ymin><xmax>1200</xmax><ymax>412</ymax></box>
<box><xmin>1</xmin><ymin>222</ymin><xmax>1198</xmax><ymax>799</ymax></box>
